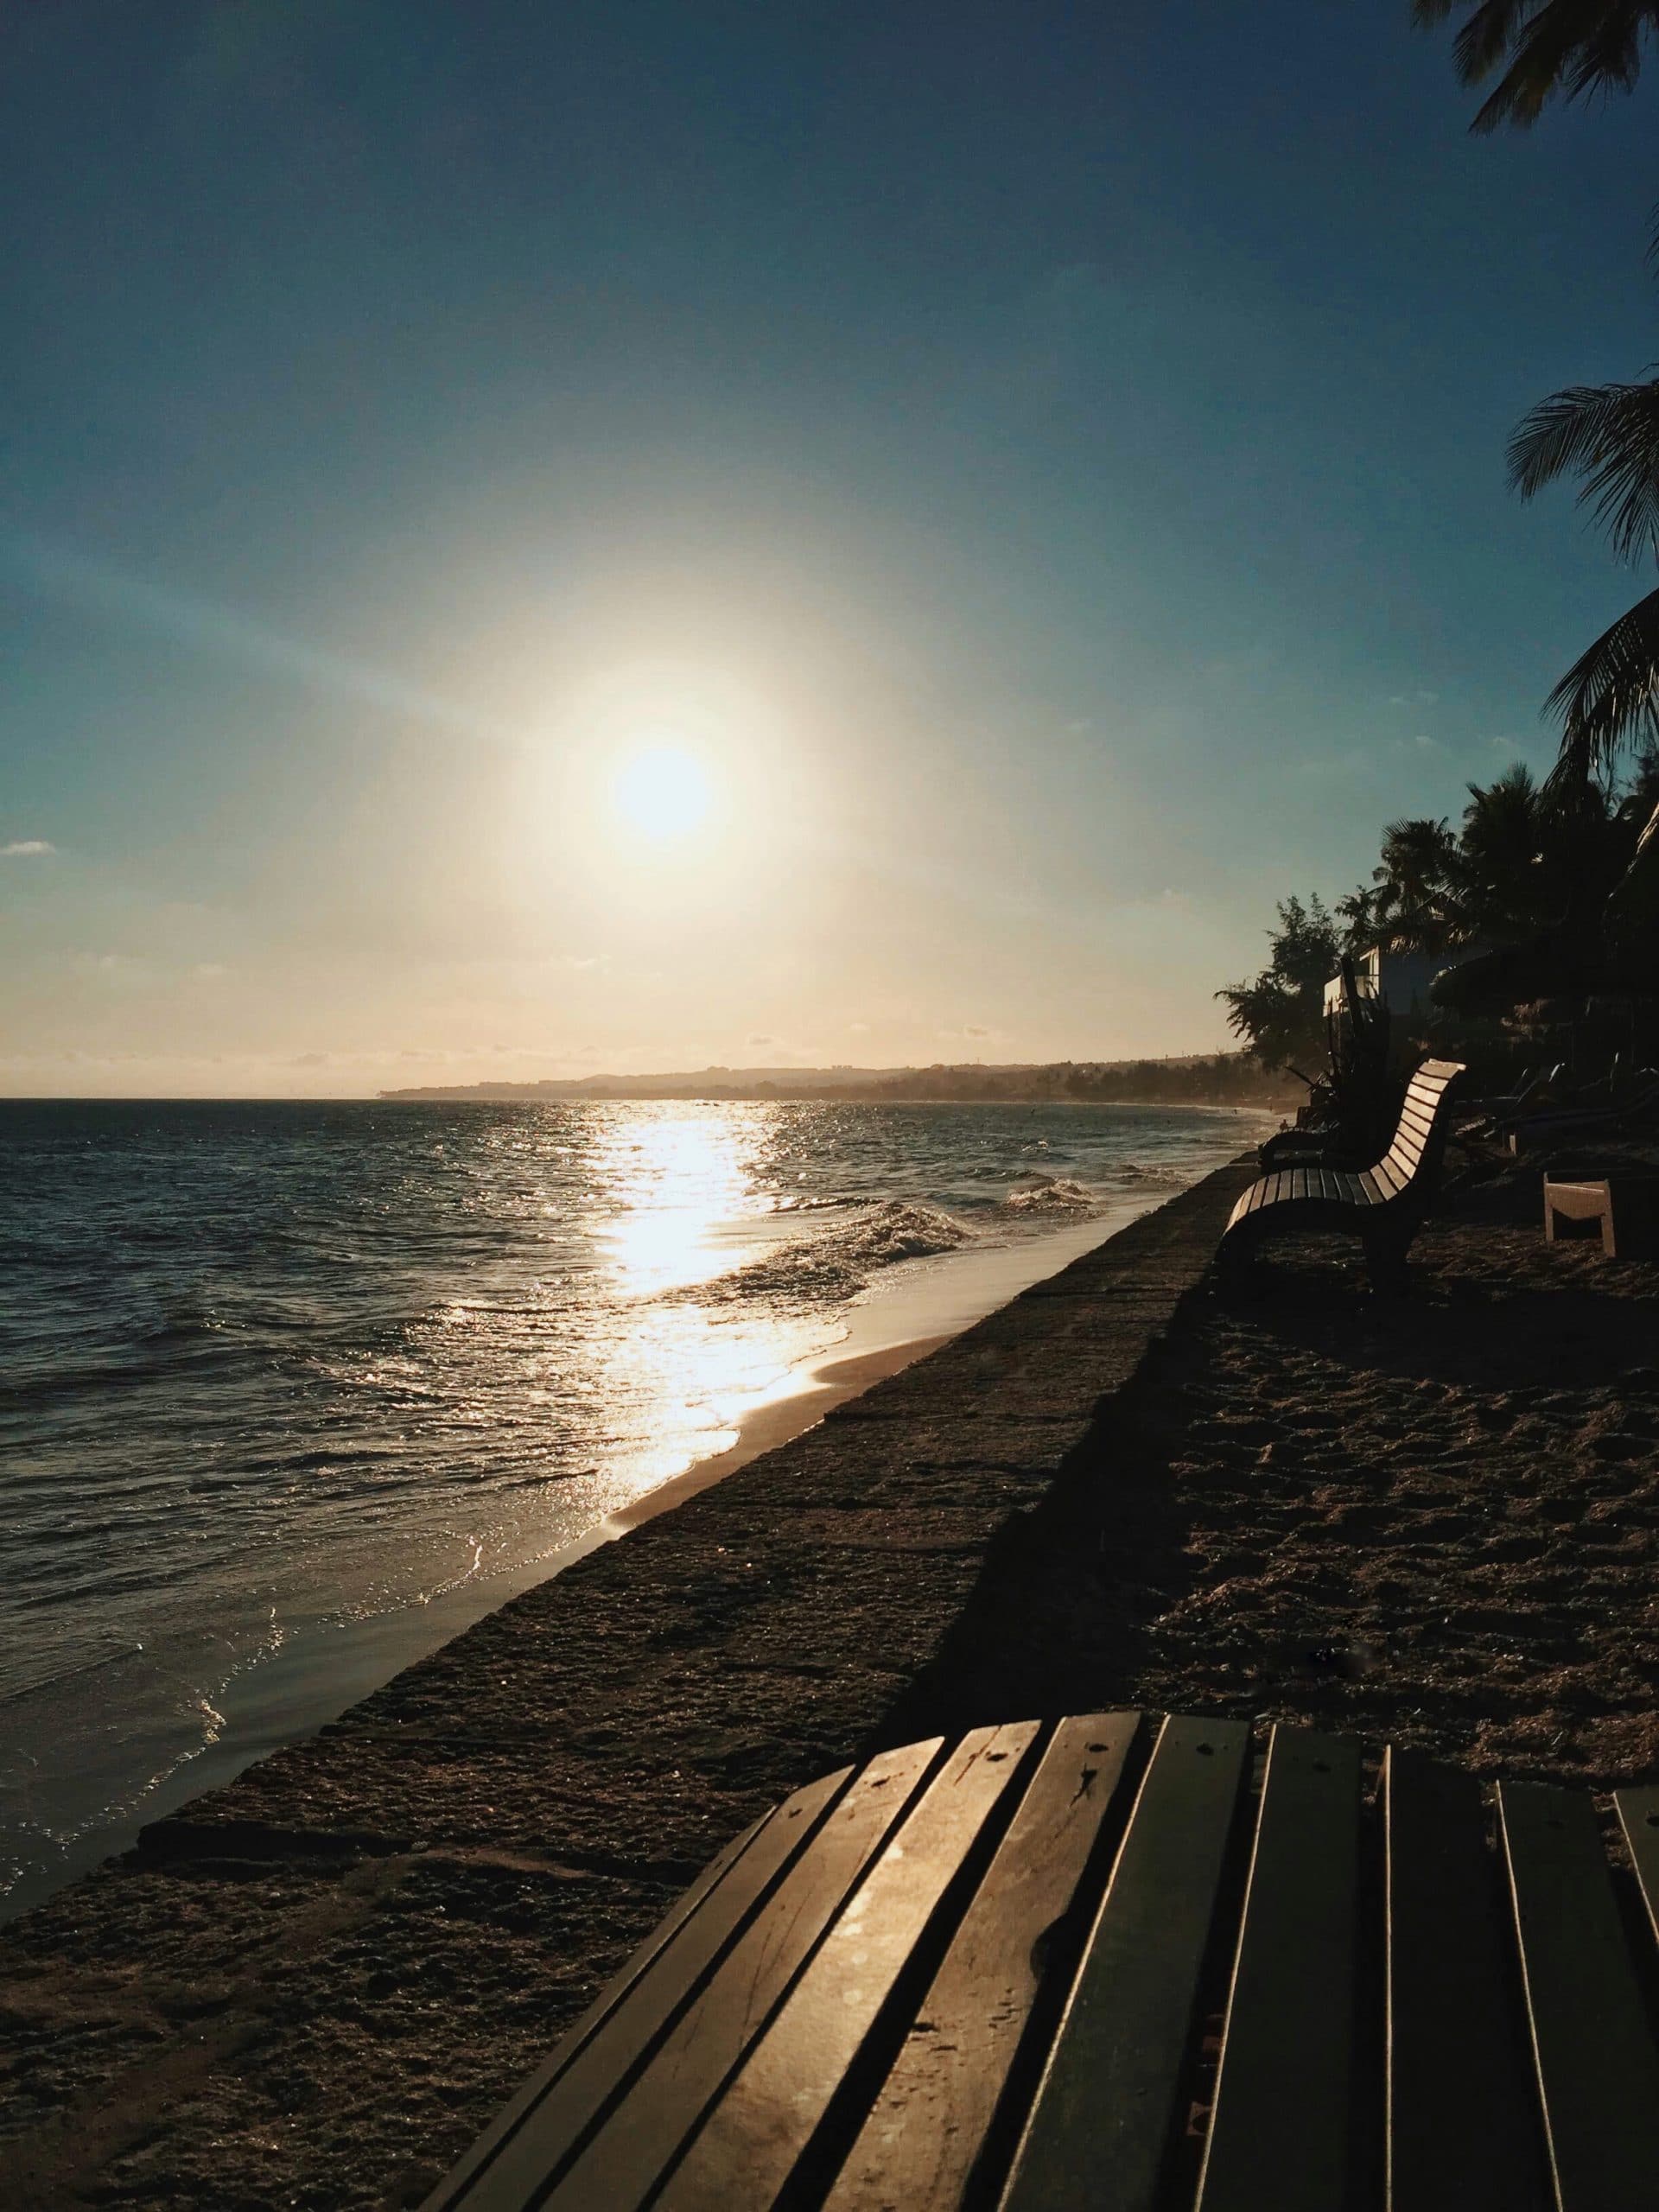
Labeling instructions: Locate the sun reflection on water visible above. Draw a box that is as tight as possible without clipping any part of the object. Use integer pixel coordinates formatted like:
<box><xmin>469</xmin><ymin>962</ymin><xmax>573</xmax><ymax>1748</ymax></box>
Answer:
<box><xmin>587</xmin><ymin>1104</ymin><xmax>759</xmax><ymax>1294</ymax></box>
<box><xmin>577</xmin><ymin>1104</ymin><xmax>827</xmax><ymax>1496</ymax></box>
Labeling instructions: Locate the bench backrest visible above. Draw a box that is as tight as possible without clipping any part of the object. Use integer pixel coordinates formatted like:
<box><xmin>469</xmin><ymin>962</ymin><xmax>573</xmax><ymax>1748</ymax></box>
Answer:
<box><xmin>1374</xmin><ymin>1057</ymin><xmax>1464</xmax><ymax>1196</ymax></box>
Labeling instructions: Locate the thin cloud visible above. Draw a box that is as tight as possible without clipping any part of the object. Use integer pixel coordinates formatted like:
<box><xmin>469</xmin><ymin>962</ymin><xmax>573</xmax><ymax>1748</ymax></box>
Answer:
<box><xmin>2</xmin><ymin>838</ymin><xmax>55</xmax><ymax>856</ymax></box>
<box><xmin>1389</xmin><ymin>690</ymin><xmax>1440</xmax><ymax>709</ymax></box>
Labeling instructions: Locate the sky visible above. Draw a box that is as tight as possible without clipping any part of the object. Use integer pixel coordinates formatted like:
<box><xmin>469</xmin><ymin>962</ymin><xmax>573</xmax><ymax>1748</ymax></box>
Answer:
<box><xmin>3</xmin><ymin>1</ymin><xmax>1658</xmax><ymax>1096</ymax></box>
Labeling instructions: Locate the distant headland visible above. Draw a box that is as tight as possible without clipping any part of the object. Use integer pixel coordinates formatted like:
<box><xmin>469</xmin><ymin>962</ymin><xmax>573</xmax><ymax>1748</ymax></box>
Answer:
<box><xmin>379</xmin><ymin>1052</ymin><xmax>1296</xmax><ymax>1107</ymax></box>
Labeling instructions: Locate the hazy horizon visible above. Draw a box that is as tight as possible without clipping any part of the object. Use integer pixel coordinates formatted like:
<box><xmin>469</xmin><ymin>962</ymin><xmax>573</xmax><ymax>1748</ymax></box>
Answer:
<box><xmin>6</xmin><ymin>7</ymin><xmax>1654</xmax><ymax>1097</ymax></box>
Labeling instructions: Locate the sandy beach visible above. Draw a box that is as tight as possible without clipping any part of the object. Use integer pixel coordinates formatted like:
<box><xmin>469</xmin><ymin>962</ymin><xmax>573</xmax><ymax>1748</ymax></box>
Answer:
<box><xmin>4</xmin><ymin>1153</ymin><xmax>1658</xmax><ymax>2208</ymax></box>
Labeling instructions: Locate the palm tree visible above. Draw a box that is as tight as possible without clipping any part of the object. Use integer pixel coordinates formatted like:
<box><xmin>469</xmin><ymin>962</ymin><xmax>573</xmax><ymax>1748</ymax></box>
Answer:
<box><xmin>1335</xmin><ymin>881</ymin><xmax>1382</xmax><ymax>952</ymax></box>
<box><xmin>1371</xmin><ymin>816</ymin><xmax>1464</xmax><ymax>952</ymax></box>
<box><xmin>1414</xmin><ymin>2</ymin><xmax>1659</xmax><ymax>132</ymax></box>
<box><xmin>1509</xmin><ymin>378</ymin><xmax>1659</xmax><ymax>776</ymax></box>
<box><xmin>1458</xmin><ymin>762</ymin><xmax>1552</xmax><ymax>938</ymax></box>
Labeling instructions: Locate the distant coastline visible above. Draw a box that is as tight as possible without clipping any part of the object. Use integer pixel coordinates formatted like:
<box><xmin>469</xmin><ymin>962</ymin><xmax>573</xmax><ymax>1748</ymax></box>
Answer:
<box><xmin>380</xmin><ymin>1052</ymin><xmax>1299</xmax><ymax>1108</ymax></box>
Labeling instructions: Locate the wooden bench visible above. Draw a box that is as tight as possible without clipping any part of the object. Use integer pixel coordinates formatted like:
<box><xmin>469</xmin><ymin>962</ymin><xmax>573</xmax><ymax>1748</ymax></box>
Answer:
<box><xmin>419</xmin><ymin>1712</ymin><xmax>1659</xmax><ymax>2212</ymax></box>
<box><xmin>1219</xmin><ymin>1058</ymin><xmax>1465</xmax><ymax>1288</ymax></box>
<box><xmin>1544</xmin><ymin>1173</ymin><xmax>1659</xmax><ymax>1260</ymax></box>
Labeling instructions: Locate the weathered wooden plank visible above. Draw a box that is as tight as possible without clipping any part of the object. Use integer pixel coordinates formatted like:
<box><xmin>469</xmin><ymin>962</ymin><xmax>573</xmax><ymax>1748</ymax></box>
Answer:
<box><xmin>459</xmin><ymin>1745</ymin><xmax>937</xmax><ymax>2212</ymax></box>
<box><xmin>1614</xmin><ymin>1785</ymin><xmax>1659</xmax><ymax>1946</ymax></box>
<box><xmin>1384</xmin><ymin>1750</ymin><xmax>1548</xmax><ymax>2212</ymax></box>
<box><xmin>1372</xmin><ymin>1156</ymin><xmax>1409</xmax><ymax>1200</ymax></box>
<box><xmin>1357</xmin><ymin>1169</ymin><xmax>1389</xmax><ymax>1205</ymax></box>
<box><xmin>420</xmin><ymin>1803</ymin><xmax>792</xmax><ymax>2212</ymax></box>
<box><xmin>1498</xmin><ymin>1780</ymin><xmax>1659</xmax><ymax>2209</ymax></box>
<box><xmin>823</xmin><ymin>1713</ymin><xmax>1142</xmax><ymax>2212</ymax></box>
<box><xmin>1290</xmin><ymin>1168</ymin><xmax>1310</xmax><ymax>1202</ymax></box>
<box><xmin>655</xmin><ymin>1721</ymin><xmax>1040</xmax><ymax>2212</ymax></box>
<box><xmin>1243</xmin><ymin>1178</ymin><xmax>1270</xmax><ymax>1217</ymax></box>
<box><xmin>1001</xmin><ymin>1714</ymin><xmax>1252</xmax><ymax>2212</ymax></box>
<box><xmin>1196</xmin><ymin>1726</ymin><xmax>1362</xmax><ymax>2212</ymax></box>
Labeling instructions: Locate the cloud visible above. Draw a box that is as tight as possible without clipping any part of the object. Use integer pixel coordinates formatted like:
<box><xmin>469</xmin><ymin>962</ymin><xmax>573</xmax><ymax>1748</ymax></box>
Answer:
<box><xmin>1389</xmin><ymin>690</ymin><xmax>1439</xmax><ymax>709</ymax></box>
<box><xmin>964</xmin><ymin>1024</ymin><xmax>991</xmax><ymax>1038</ymax></box>
<box><xmin>1486</xmin><ymin>734</ymin><xmax>1520</xmax><ymax>753</ymax></box>
<box><xmin>848</xmin><ymin>1021</ymin><xmax>871</xmax><ymax>1033</ymax></box>
<box><xmin>747</xmin><ymin>1033</ymin><xmax>774</xmax><ymax>1046</ymax></box>
<box><xmin>2</xmin><ymin>839</ymin><xmax>54</xmax><ymax>856</ymax></box>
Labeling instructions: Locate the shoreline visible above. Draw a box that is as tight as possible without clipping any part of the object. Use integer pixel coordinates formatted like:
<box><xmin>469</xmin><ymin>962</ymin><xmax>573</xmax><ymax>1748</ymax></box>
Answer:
<box><xmin>0</xmin><ymin>1200</ymin><xmax>1163</xmax><ymax>1927</ymax></box>
<box><xmin>2</xmin><ymin>1162</ymin><xmax>1253</xmax><ymax>2210</ymax></box>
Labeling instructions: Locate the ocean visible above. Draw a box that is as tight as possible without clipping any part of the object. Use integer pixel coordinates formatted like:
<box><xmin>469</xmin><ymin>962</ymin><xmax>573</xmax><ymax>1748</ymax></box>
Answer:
<box><xmin>0</xmin><ymin>1095</ymin><xmax>1267</xmax><ymax>1917</ymax></box>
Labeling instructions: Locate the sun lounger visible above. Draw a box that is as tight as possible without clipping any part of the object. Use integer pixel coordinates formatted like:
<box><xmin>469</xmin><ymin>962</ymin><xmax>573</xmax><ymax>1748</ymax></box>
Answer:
<box><xmin>1218</xmin><ymin>1057</ymin><xmax>1465</xmax><ymax>1288</ymax></box>
<box><xmin>418</xmin><ymin>1711</ymin><xmax>1659</xmax><ymax>2212</ymax></box>
<box><xmin>1544</xmin><ymin>1171</ymin><xmax>1659</xmax><ymax>1258</ymax></box>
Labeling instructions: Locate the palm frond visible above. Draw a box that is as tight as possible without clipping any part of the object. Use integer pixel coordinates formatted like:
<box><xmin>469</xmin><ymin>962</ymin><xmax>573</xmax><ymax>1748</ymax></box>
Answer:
<box><xmin>1453</xmin><ymin>0</ymin><xmax>1546</xmax><ymax>87</ymax></box>
<box><xmin>1470</xmin><ymin>1</ymin><xmax>1637</xmax><ymax>126</ymax></box>
<box><xmin>1542</xmin><ymin>583</ymin><xmax>1659</xmax><ymax>775</ymax></box>
<box><xmin>1414</xmin><ymin>1</ymin><xmax>1659</xmax><ymax>131</ymax></box>
<box><xmin>1508</xmin><ymin>380</ymin><xmax>1659</xmax><ymax>563</ymax></box>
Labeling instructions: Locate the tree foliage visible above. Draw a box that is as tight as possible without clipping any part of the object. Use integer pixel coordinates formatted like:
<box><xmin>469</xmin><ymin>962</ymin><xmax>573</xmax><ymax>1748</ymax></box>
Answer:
<box><xmin>1217</xmin><ymin>894</ymin><xmax>1343</xmax><ymax>1071</ymax></box>
<box><xmin>1414</xmin><ymin>1</ymin><xmax>1659</xmax><ymax>132</ymax></box>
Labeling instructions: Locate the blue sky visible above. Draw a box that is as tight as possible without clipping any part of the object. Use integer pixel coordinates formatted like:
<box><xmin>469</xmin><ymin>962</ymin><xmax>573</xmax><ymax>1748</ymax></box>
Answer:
<box><xmin>3</xmin><ymin>2</ymin><xmax>1656</xmax><ymax>1092</ymax></box>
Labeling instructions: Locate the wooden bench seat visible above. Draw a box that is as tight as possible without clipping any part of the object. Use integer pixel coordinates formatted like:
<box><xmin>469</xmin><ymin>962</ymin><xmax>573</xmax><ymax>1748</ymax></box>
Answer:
<box><xmin>1220</xmin><ymin>1057</ymin><xmax>1465</xmax><ymax>1287</ymax></box>
<box><xmin>420</xmin><ymin>1712</ymin><xmax>1659</xmax><ymax>2212</ymax></box>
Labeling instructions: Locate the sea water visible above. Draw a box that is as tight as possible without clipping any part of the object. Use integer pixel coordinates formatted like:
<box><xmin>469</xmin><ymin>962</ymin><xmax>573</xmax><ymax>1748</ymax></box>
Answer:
<box><xmin>0</xmin><ymin>1095</ymin><xmax>1265</xmax><ymax>1915</ymax></box>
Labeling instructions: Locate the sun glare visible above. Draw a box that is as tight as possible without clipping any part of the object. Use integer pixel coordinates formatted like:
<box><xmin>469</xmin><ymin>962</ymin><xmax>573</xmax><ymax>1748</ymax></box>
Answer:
<box><xmin>612</xmin><ymin>742</ymin><xmax>715</xmax><ymax>842</ymax></box>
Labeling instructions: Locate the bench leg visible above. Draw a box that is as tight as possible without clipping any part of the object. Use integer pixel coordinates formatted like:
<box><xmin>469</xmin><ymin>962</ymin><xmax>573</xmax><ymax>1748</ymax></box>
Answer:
<box><xmin>1362</xmin><ymin>1228</ymin><xmax>1412</xmax><ymax>1295</ymax></box>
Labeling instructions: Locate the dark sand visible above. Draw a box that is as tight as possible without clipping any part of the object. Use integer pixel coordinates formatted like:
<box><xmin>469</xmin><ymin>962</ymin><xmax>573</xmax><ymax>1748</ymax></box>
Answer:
<box><xmin>4</xmin><ymin>1152</ymin><xmax>1658</xmax><ymax>2208</ymax></box>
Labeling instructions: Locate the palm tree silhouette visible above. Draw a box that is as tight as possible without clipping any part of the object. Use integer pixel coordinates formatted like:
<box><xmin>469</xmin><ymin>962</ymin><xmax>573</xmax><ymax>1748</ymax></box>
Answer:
<box><xmin>1509</xmin><ymin>378</ymin><xmax>1659</xmax><ymax>785</ymax></box>
<box><xmin>1371</xmin><ymin>815</ymin><xmax>1464</xmax><ymax>952</ymax></box>
<box><xmin>1414</xmin><ymin>2</ymin><xmax>1659</xmax><ymax>132</ymax></box>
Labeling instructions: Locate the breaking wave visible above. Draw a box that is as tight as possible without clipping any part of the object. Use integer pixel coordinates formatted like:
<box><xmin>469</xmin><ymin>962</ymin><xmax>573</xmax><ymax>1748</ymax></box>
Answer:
<box><xmin>1001</xmin><ymin>1177</ymin><xmax>1098</xmax><ymax>1213</ymax></box>
<box><xmin>685</xmin><ymin>1199</ymin><xmax>975</xmax><ymax>1306</ymax></box>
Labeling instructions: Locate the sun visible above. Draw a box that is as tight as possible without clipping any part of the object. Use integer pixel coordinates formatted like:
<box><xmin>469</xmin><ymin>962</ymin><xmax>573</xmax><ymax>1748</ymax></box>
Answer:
<box><xmin>611</xmin><ymin>741</ymin><xmax>715</xmax><ymax>842</ymax></box>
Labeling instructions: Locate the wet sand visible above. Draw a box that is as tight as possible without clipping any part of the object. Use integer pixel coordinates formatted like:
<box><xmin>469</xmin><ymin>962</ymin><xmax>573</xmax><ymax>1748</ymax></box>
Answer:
<box><xmin>5</xmin><ymin>1153</ymin><xmax>1658</xmax><ymax>2209</ymax></box>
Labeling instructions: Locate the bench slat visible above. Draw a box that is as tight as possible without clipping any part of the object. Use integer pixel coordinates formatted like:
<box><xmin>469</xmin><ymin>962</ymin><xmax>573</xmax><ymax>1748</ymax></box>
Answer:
<box><xmin>1001</xmin><ymin>1714</ymin><xmax>1251</xmax><ymax>2212</ymax></box>
<box><xmin>1384</xmin><ymin>1750</ymin><xmax>1548</xmax><ymax>2211</ymax></box>
<box><xmin>1357</xmin><ymin>1169</ymin><xmax>1389</xmax><ymax>1205</ymax></box>
<box><xmin>1290</xmin><ymin>1168</ymin><xmax>1309</xmax><ymax>1201</ymax></box>
<box><xmin>1371</xmin><ymin>1157</ymin><xmax>1410</xmax><ymax>1200</ymax></box>
<box><xmin>1498</xmin><ymin>1780</ymin><xmax>1659</xmax><ymax>2207</ymax></box>
<box><xmin>1614</xmin><ymin>1785</ymin><xmax>1659</xmax><ymax>1945</ymax></box>
<box><xmin>654</xmin><ymin>1721</ymin><xmax>1040</xmax><ymax>2212</ymax></box>
<box><xmin>462</xmin><ymin>1745</ymin><xmax>938</xmax><ymax>2212</ymax></box>
<box><xmin>1197</xmin><ymin>1726</ymin><xmax>1362</xmax><ymax>2212</ymax></box>
<box><xmin>823</xmin><ymin>1713</ymin><xmax>1141</xmax><ymax>2211</ymax></box>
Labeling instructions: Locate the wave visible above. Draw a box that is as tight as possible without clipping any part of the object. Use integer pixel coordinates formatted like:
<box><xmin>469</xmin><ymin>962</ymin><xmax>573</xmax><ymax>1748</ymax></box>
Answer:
<box><xmin>1001</xmin><ymin>1177</ymin><xmax>1098</xmax><ymax>1213</ymax></box>
<box><xmin>679</xmin><ymin>1199</ymin><xmax>974</xmax><ymax>1307</ymax></box>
